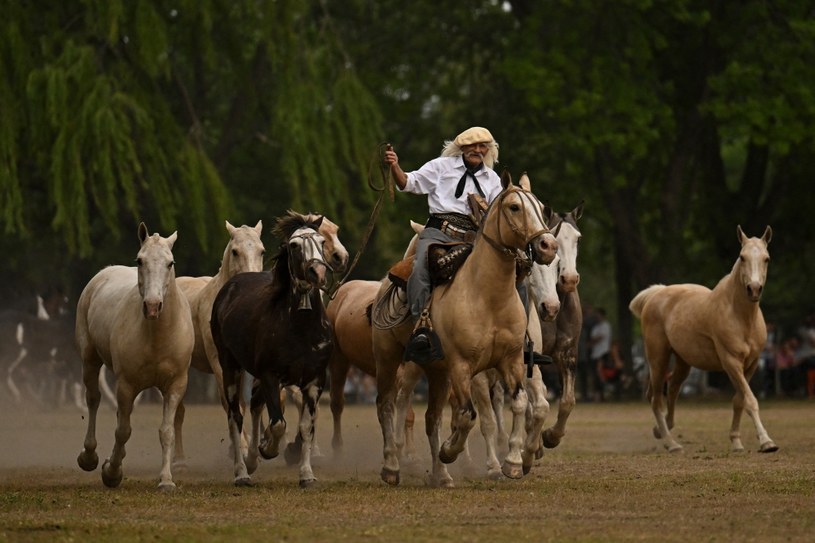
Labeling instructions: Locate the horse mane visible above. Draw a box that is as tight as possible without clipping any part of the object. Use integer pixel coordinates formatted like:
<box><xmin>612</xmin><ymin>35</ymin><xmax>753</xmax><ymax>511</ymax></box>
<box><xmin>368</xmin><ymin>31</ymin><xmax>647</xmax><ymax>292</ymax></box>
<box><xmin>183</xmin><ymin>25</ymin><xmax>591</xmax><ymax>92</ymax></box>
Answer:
<box><xmin>273</xmin><ymin>210</ymin><xmax>322</xmax><ymax>239</ymax></box>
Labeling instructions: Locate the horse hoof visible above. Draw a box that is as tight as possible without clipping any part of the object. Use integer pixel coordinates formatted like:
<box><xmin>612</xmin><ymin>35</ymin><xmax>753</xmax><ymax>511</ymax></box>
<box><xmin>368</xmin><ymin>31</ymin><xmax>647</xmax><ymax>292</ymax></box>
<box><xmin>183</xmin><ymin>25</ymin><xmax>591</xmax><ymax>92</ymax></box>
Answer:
<box><xmin>501</xmin><ymin>461</ymin><xmax>523</xmax><ymax>480</ymax></box>
<box><xmin>535</xmin><ymin>446</ymin><xmax>544</xmax><ymax>460</ymax></box>
<box><xmin>542</xmin><ymin>429</ymin><xmax>561</xmax><ymax>449</ymax></box>
<box><xmin>77</xmin><ymin>450</ymin><xmax>99</xmax><ymax>472</ymax></box>
<box><xmin>172</xmin><ymin>460</ymin><xmax>188</xmax><ymax>472</ymax></box>
<box><xmin>284</xmin><ymin>443</ymin><xmax>300</xmax><ymax>466</ymax></box>
<box><xmin>435</xmin><ymin>477</ymin><xmax>455</xmax><ymax>489</ymax></box>
<box><xmin>101</xmin><ymin>460</ymin><xmax>123</xmax><ymax>488</ymax></box>
<box><xmin>299</xmin><ymin>478</ymin><xmax>317</xmax><ymax>489</ymax></box>
<box><xmin>258</xmin><ymin>446</ymin><xmax>278</xmax><ymax>461</ymax></box>
<box><xmin>665</xmin><ymin>443</ymin><xmax>683</xmax><ymax>453</ymax></box>
<box><xmin>732</xmin><ymin>446</ymin><xmax>746</xmax><ymax>453</ymax></box>
<box><xmin>486</xmin><ymin>469</ymin><xmax>504</xmax><ymax>481</ymax></box>
<box><xmin>158</xmin><ymin>481</ymin><xmax>177</xmax><ymax>492</ymax></box>
<box><xmin>380</xmin><ymin>467</ymin><xmax>400</xmax><ymax>486</ymax></box>
<box><xmin>438</xmin><ymin>447</ymin><xmax>457</xmax><ymax>465</ymax></box>
<box><xmin>759</xmin><ymin>441</ymin><xmax>779</xmax><ymax>453</ymax></box>
<box><xmin>234</xmin><ymin>477</ymin><xmax>253</xmax><ymax>487</ymax></box>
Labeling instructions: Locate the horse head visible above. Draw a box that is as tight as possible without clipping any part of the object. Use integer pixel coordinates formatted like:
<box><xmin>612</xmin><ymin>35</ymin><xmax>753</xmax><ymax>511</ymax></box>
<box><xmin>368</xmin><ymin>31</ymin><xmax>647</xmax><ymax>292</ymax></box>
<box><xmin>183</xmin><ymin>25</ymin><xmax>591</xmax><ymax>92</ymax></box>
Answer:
<box><xmin>736</xmin><ymin>225</ymin><xmax>772</xmax><ymax>303</ymax></box>
<box><xmin>528</xmin><ymin>253</ymin><xmax>561</xmax><ymax>322</ymax></box>
<box><xmin>544</xmin><ymin>202</ymin><xmax>584</xmax><ymax>293</ymax></box>
<box><xmin>224</xmin><ymin>220</ymin><xmax>266</xmax><ymax>277</ymax></box>
<box><xmin>319</xmin><ymin>217</ymin><xmax>350</xmax><ymax>274</ymax></box>
<box><xmin>136</xmin><ymin>222</ymin><xmax>178</xmax><ymax>320</ymax></box>
<box><xmin>484</xmin><ymin>171</ymin><xmax>557</xmax><ymax>266</ymax></box>
<box><xmin>274</xmin><ymin>211</ymin><xmax>330</xmax><ymax>301</ymax></box>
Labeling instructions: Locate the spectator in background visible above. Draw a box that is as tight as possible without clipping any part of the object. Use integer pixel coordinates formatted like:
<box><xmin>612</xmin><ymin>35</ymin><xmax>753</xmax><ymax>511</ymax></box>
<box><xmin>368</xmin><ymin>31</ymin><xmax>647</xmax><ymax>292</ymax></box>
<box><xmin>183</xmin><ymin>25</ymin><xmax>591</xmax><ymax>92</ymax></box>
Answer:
<box><xmin>776</xmin><ymin>336</ymin><xmax>799</xmax><ymax>397</ymax></box>
<box><xmin>796</xmin><ymin>314</ymin><xmax>815</xmax><ymax>398</ymax></box>
<box><xmin>758</xmin><ymin>322</ymin><xmax>778</xmax><ymax>399</ymax></box>
<box><xmin>589</xmin><ymin>307</ymin><xmax>612</xmax><ymax>402</ymax></box>
<box><xmin>577</xmin><ymin>304</ymin><xmax>597</xmax><ymax>402</ymax></box>
<box><xmin>602</xmin><ymin>339</ymin><xmax>625</xmax><ymax>400</ymax></box>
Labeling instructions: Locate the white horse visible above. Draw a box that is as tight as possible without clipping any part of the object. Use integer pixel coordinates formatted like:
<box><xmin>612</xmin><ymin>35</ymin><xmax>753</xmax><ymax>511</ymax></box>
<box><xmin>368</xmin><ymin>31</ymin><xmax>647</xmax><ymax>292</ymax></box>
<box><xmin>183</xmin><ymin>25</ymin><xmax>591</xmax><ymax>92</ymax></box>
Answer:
<box><xmin>75</xmin><ymin>223</ymin><xmax>194</xmax><ymax>490</ymax></box>
<box><xmin>629</xmin><ymin>225</ymin><xmax>777</xmax><ymax>454</ymax></box>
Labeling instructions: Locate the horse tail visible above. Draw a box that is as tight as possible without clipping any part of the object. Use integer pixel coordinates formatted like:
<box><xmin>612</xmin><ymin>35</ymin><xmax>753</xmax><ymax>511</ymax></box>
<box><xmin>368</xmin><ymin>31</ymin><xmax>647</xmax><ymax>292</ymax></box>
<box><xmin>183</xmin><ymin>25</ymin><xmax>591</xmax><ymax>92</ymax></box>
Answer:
<box><xmin>629</xmin><ymin>284</ymin><xmax>666</xmax><ymax>319</ymax></box>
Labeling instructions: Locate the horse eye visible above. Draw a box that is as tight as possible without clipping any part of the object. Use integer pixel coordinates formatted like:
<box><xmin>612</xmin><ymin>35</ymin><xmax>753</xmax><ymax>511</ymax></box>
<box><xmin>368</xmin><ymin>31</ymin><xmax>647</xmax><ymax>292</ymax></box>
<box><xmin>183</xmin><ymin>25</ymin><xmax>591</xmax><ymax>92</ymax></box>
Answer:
<box><xmin>232</xmin><ymin>249</ymin><xmax>238</xmax><ymax>257</ymax></box>
<box><xmin>168</xmin><ymin>261</ymin><xmax>175</xmax><ymax>269</ymax></box>
<box><xmin>135</xmin><ymin>258</ymin><xmax>143</xmax><ymax>267</ymax></box>
<box><xmin>509</xmin><ymin>204</ymin><xmax>520</xmax><ymax>212</ymax></box>
<box><xmin>739</xmin><ymin>256</ymin><xmax>745</xmax><ymax>262</ymax></box>
<box><xmin>261</xmin><ymin>250</ymin><xmax>266</xmax><ymax>256</ymax></box>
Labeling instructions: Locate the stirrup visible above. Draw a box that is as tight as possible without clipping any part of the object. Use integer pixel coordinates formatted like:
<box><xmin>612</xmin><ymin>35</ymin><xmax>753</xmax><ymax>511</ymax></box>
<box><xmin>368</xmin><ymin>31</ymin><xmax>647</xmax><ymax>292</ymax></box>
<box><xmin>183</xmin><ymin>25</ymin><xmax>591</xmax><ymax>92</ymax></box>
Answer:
<box><xmin>403</xmin><ymin>309</ymin><xmax>444</xmax><ymax>365</ymax></box>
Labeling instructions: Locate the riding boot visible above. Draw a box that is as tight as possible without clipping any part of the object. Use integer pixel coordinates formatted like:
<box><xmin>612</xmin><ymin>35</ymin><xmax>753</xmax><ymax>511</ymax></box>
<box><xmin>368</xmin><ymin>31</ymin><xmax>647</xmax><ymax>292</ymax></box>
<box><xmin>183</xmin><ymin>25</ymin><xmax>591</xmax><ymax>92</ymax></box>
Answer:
<box><xmin>404</xmin><ymin>308</ymin><xmax>444</xmax><ymax>366</ymax></box>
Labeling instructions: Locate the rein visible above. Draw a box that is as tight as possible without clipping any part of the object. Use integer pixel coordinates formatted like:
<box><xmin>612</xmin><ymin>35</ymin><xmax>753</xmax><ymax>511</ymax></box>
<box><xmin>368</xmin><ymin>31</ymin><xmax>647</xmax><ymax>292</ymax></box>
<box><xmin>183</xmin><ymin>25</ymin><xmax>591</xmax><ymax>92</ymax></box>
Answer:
<box><xmin>326</xmin><ymin>142</ymin><xmax>394</xmax><ymax>299</ymax></box>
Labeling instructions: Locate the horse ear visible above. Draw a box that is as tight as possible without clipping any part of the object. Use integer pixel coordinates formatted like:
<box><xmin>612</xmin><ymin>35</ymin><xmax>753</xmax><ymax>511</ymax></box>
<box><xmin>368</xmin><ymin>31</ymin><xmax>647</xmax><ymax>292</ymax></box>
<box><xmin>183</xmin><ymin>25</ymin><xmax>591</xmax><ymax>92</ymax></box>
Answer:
<box><xmin>762</xmin><ymin>225</ymin><xmax>772</xmax><ymax>245</ymax></box>
<box><xmin>254</xmin><ymin>220</ymin><xmax>263</xmax><ymax>235</ymax></box>
<box><xmin>572</xmin><ymin>200</ymin><xmax>585</xmax><ymax>221</ymax></box>
<box><xmin>500</xmin><ymin>169</ymin><xmax>513</xmax><ymax>190</ymax></box>
<box><xmin>166</xmin><ymin>231</ymin><xmax>178</xmax><ymax>249</ymax></box>
<box><xmin>543</xmin><ymin>204</ymin><xmax>554</xmax><ymax>226</ymax></box>
<box><xmin>519</xmin><ymin>172</ymin><xmax>531</xmax><ymax>191</ymax></box>
<box><xmin>410</xmin><ymin>220</ymin><xmax>425</xmax><ymax>234</ymax></box>
<box><xmin>313</xmin><ymin>215</ymin><xmax>324</xmax><ymax>228</ymax></box>
<box><xmin>736</xmin><ymin>224</ymin><xmax>747</xmax><ymax>245</ymax></box>
<box><xmin>138</xmin><ymin>222</ymin><xmax>149</xmax><ymax>244</ymax></box>
<box><xmin>225</xmin><ymin>220</ymin><xmax>236</xmax><ymax>235</ymax></box>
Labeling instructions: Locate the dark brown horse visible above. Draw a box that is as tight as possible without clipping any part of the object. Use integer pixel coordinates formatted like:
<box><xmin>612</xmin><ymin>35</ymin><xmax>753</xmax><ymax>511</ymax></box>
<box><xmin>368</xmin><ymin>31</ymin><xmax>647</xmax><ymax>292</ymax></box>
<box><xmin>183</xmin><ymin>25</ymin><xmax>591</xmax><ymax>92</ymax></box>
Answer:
<box><xmin>211</xmin><ymin>211</ymin><xmax>333</xmax><ymax>487</ymax></box>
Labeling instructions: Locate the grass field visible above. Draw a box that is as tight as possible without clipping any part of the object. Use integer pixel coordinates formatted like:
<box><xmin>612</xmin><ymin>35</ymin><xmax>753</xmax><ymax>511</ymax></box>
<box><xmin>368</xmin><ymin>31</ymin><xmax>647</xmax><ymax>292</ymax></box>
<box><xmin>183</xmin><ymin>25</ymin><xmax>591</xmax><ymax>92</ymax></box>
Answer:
<box><xmin>1</xmin><ymin>397</ymin><xmax>813</xmax><ymax>542</ymax></box>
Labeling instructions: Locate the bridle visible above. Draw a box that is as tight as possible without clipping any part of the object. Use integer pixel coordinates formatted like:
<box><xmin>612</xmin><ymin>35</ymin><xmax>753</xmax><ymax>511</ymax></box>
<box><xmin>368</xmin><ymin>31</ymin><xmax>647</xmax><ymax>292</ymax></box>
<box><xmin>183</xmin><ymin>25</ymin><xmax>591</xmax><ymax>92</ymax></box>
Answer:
<box><xmin>287</xmin><ymin>227</ymin><xmax>328</xmax><ymax>309</ymax></box>
<box><xmin>479</xmin><ymin>185</ymin><xmax>550</xmax><ymax>267</ymax></box>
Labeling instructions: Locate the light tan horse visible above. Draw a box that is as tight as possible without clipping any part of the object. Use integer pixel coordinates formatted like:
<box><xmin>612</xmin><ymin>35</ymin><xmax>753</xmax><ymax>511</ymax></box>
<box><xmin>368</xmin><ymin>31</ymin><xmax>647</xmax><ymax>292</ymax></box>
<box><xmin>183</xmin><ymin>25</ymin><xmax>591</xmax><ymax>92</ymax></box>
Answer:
<box><xmin>174</xmin><ymin>220</ymin><xmax>265</xmax><ymax>464</ymax></box>
<box><xmin>629</xmin><ymin>225</ymin><xmax>777</xmax><ymax>454</ymax></box>
<box><xmin>374</xmin><ymin>172</ymin><xmax>558</xmax><ymax>487</ymax></box>
<box><xmin>75</xmin><ymin>223</ymin><xmax>194</xmax><ymax>490</ymax></box>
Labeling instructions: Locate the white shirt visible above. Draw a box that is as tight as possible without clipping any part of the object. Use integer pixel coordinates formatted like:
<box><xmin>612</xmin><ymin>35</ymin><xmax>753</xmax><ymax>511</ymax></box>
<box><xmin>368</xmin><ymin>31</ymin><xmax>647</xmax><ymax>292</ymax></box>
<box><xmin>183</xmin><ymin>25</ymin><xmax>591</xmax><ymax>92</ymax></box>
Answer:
<box><xmin>590</xmin><ymin>319</ymin><xmax>612</xmax><ymax>360</ymax></box>
<box><xmin>400</xmin><ymin>156</ymin><xmax>503</xmax><ymax>215</ymax></box>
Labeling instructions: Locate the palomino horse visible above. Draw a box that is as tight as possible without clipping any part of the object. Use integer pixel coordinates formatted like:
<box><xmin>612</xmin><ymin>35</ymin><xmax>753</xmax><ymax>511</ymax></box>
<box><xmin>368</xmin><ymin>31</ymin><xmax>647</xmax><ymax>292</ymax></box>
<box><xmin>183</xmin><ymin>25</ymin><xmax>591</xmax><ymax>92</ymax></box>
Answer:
<box><xmin>629</xmin><ymin>225</ymin><xmax>777</xmax><ymax>454</ymax></box>
<box><xmin>373</xmin><ymin>172</ymin><xmax>558</xmax><ymax>487</ymax></box>
<box><xmin>75</xmin><ymin>223</ymin><xmax>194</xmax><ymax>490</ymax></box>
<box><xmin>174</xmin><ymin>220</ymin><xmax>266</xmax><ymax>464</ymax></box>
<box><xmin>211</xmin><ymin>211</ymin><xmax>332</xmax><ymax>487</ymax></box>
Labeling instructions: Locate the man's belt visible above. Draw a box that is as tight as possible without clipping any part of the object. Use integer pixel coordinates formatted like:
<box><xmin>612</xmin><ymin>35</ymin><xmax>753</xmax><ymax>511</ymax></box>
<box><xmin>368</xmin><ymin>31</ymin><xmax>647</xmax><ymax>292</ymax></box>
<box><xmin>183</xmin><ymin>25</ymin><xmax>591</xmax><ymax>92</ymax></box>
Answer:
<box><xmin>426</xmin><ymin>213</ymin><xmax>477</xmax><ymax>241</ymax></box>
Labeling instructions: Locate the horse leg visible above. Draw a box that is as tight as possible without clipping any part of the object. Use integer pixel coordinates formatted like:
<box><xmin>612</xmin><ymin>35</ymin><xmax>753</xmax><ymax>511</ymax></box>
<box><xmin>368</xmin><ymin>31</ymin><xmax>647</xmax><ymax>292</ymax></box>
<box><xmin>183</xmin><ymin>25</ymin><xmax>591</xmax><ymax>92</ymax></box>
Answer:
<box><xmin>5</xmin><ymin>343</ymin><xmax>27</xmax><ymax>404</ymax></box>
<box><xmin>77</xmin><ymin>359</ymin><xmax>103</xmax><ymax>472</ymax></box>
<box><xmin>490</xmin><ymin>379</ymin><xmax>509</xmax><ymax>451</ymax></box>
<box><xmin>101</xmin><ymin>381</ymin><xmax>138</xmax><ymax>488</ymax></box>
<box><xmin>501</xmin><ymin>363</ymin><xmax>529</xmax><ymax>479</ymax></box>
<box><xmin>521</xmin><ymin>366</ymin><xmax>550</xmax><ymax>475</ymax></box>
<box><xmin>157</xmin><ymin>376</ymin><xmax>187</xmax><ymax>491</ymax></box>
<box><xmin>258</xmin><ymin>374</ymin><xmax>286</xmax><ymax>460</ymax></box>
<box><xmin>395</xmin><ymin>363</ymin><xmax>422</xmax><ymax>462</ymax></box>
<box><xmin>425</xmin><ymin>369</ymin><xmax>454</xmax><ymax>488</ymax></box>
<box><xmin>542</xmin><ymin>346</ymin><xmax>577</xmax><ymax>449</ymax></box>
<box><xmin>375</xmin><ymin>346</ymin><xmax>401</xmax><ymax>486</ymax></box>
<box><xmin>328</xmin><ymin>355</ymin><xmax>351</xmax><ymax>454</ymax></box>
<box><xmin>645</xmin><ymin>343</ymin><xmax>682</xmax><ymax>452</ymax></box>
<box><xmin>296</xmin><ymin>383</ymin><xmax>321</xmax><ymax>487</ymax></box>
<box><xmin>172</xmin><ymin>400</ymin><xmax>187</xmax><ymax>468</ymax></box>
<box><xmin>439</xmin><ymin>362</ymin><xmax>476</xmax><ymax>466</ymax></box>
<box><xmin>243</xmin><ymin>386</ymin><xmax>265</xmax><ymax>475</ymax></box>
<box><xmin>723</xmin><ymin>358</ymin><xmax>778</xmax><ymax>453</ymax></box>
<box><xmin>665</xmin><ymin>359</ymin><xmax>691</xmax><ymax>432</ymax></box>
<box><xmin>222</xmin><ymin>361</ymin><xmax>252</xmax><ymax>486</ymax></box>
<box><xmin>471</xmin><ymin>371</ymin><xmax>502</xmax><ymax>479</ymax></box>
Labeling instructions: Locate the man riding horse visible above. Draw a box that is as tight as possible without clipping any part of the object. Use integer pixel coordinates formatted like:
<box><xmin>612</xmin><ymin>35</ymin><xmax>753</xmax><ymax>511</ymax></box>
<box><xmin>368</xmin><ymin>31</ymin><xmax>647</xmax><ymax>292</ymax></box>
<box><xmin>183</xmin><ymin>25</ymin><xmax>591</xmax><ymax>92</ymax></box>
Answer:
<box><xmin>384</xmin><ymin>127</ymin><xmax>538</xmax><ymax>365</ymax></box>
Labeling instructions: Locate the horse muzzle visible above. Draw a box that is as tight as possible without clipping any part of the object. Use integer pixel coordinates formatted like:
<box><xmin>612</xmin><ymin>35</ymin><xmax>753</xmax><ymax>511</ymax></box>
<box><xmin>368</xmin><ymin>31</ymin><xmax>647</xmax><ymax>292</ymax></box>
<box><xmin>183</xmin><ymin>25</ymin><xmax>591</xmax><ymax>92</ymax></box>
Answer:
<box><xmin>143</xmin><ymin>300</ymin><xmax>163</xmax><ymax>320</ymax></box>
<box><xmin>530</xmin><ymin>233</ymin><xmax>558</xmax><ymax>266</ymax></box>
<box><xmin>746</xmin><ymin>283</ymin><xmax>763</xmax><ymax>303</ymax></box>
<box><xmin>559</xmin><ymin>272</ymin><xmax>580</xmax><ymax>293</ymax></box>
<box><xmin>540</xmin><ymin>300</ymin><xmax>561</xmax><ymax>322</ymax></box>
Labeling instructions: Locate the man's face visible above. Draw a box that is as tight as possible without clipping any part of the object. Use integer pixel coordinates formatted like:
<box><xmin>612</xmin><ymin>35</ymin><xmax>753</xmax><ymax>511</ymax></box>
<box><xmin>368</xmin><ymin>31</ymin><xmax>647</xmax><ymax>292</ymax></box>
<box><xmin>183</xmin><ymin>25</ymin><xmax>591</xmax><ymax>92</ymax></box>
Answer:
<box><xmin>461</xmin><ymin>142</ymin><xmax>489</xmax><ymax>168</ymax></box>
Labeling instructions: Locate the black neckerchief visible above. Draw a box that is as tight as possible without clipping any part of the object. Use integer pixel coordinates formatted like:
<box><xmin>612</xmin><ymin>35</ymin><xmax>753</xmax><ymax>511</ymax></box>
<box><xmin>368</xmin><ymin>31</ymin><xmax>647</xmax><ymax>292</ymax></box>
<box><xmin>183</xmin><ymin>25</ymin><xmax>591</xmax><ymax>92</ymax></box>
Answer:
<box><xmin>454</xmin><ymin>156</ymin><xmax>485</xmax><ymax>198</ymax></box>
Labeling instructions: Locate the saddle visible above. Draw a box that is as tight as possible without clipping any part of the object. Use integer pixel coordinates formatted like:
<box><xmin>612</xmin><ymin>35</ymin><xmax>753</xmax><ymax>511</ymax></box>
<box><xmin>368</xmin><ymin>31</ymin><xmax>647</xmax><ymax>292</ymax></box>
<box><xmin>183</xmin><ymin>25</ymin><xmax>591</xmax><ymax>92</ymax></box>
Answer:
<box><xmin>387</xmin><ymin>242</ymin><xmax>473</xmax><ymax>290</ymax></box>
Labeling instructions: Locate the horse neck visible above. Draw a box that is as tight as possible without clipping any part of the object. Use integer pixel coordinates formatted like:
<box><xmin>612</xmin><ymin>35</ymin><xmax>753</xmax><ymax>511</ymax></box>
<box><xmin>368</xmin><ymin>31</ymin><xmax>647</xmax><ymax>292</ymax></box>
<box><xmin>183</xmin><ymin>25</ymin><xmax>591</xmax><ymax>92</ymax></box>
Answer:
<box><xmin>712</xmin><ymin>270</ymin><xmax>760</xmax><ymax>323</ymax></box>
<box><xmin>458</xmin><ymin>236</ymin><xmax>519</xmax><ymax>298</ymax></box>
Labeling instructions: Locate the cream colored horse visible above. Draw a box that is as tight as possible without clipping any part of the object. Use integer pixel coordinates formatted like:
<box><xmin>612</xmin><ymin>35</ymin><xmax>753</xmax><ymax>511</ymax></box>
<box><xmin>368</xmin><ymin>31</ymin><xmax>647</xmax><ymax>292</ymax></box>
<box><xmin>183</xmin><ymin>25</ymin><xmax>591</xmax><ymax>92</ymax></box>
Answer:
<box><xmin>629</xmin><ymin>225</ymin><xmax>777</xmax><ymax>454</ymax></box>
<box><xmin>174</xmin><ymin>220</ymin><xmax>265</xmax><ymax>464</ymax></box>
<box><xmin>374</xmin><ymin>172</ymin><xmax>558</xmax><ymax>487</ymax></box>
<box><xmin>75</xmin><ymin>223</ymin><xmax>194</xmax><ymax>490</ymax></box>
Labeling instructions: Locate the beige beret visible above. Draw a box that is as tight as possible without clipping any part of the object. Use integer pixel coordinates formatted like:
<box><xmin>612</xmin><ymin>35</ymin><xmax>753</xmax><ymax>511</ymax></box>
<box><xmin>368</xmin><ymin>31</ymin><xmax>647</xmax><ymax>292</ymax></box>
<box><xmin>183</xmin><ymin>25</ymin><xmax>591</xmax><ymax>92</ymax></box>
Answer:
<box><xmin>453</xmin><ymin>126</ymin><xmax>494</xmax><ymax>146</ymax></box>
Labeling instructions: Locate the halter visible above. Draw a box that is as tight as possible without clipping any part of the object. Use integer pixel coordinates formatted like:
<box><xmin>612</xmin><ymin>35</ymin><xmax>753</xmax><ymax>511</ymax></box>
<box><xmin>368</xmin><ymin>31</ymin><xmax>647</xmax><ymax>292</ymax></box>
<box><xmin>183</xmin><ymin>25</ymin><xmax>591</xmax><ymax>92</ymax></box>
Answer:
<box><xmin>287</xmin><ymin>227</ymin><xmax>328</xmax><ymax>309</ymax></box>
<box><xmin>479</xmin><ymin>185</ymin><xmax>550</xmax><ymax>268</ymax></box>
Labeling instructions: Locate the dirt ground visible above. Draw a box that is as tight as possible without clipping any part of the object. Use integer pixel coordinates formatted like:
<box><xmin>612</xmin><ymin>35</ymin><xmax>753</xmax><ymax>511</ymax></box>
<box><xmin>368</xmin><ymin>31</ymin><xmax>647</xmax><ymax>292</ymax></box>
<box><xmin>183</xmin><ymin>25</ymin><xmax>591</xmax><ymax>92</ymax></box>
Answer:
<box><xmin>1</xmin><ymin>394</ymin><xmax>814</xmax><ymax>542</ymax></box>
